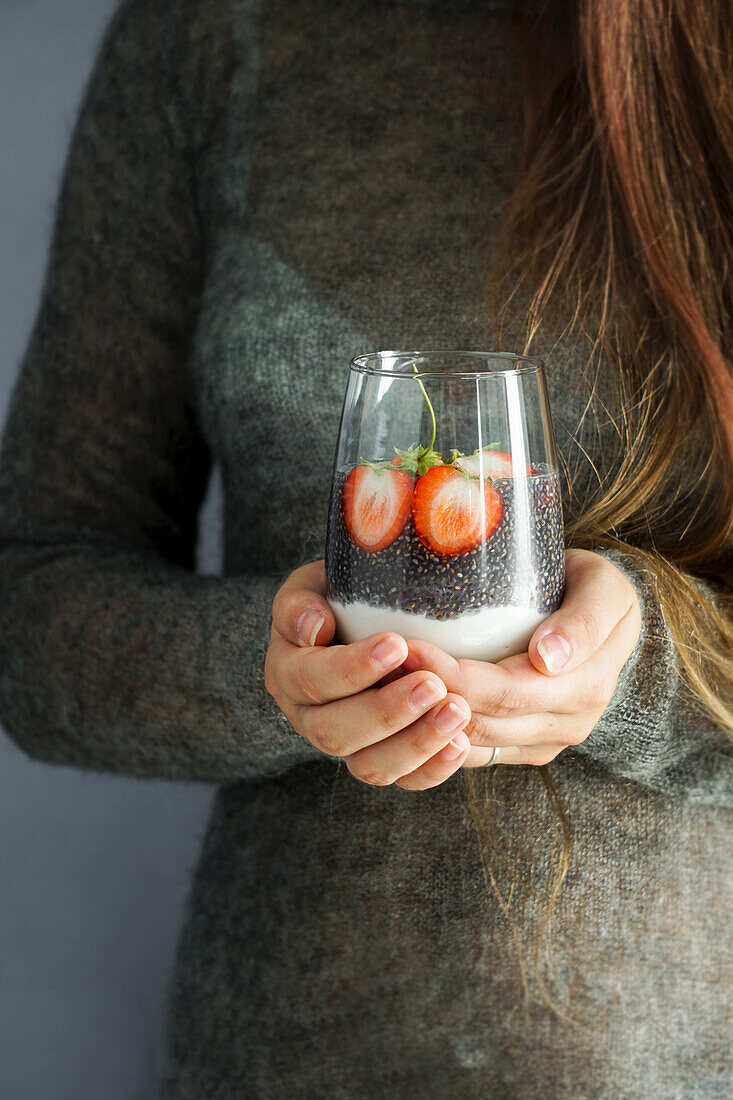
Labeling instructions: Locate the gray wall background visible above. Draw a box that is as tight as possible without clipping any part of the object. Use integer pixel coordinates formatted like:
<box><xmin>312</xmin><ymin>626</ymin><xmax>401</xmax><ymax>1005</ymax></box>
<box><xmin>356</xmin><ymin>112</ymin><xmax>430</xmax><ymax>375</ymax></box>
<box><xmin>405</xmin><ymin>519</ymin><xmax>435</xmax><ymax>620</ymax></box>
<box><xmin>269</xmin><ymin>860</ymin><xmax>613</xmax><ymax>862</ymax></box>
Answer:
<box><xmin>0</xmin><ymin>3</ymin><xmax>221</xmax><ymax>1097</ymax></box>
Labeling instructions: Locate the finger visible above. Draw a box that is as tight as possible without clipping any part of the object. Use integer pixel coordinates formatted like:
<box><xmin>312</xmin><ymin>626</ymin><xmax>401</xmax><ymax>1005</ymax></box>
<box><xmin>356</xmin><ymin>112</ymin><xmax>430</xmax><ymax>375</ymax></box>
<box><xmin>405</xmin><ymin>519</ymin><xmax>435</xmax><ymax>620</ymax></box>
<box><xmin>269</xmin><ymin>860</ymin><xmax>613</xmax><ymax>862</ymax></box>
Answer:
<box><xmin>271</xmin><ymin>629</ymin><xmax>410</xmax><ymax>705</ymax></box>
<box><xmin>271</xmin><ymin>559</ymin><xmax>336</xmax><ymax>647</ymax></box>
<box><xmin>403</xmin><ymin>639</ymin><xmax>566</xmax><ymax>717</ymax></box>
<box><xmin>460</xmin><ymin>604</ymin><xmax>643</xmax><ymax>757</ymax></box>
<box><xmin>505</xmin><ymin>599</ymin><xmax>642</xmax><ymax>717</ymax></box>
<box><xmin>527</xmin><ymin>548</ymin><xmax>639</xmax><ymax>676</ymax></box>
<box><xmin>461</xmin><ymin>743</ymin><xmax>568</xmax><ymax>768</ymax></box>
<box><xmin>464</xmin><ymin>602</ymin><xmax>642</xmax><ymax>740</ymax></box>
<box><xmin>464</xmin><ymin>710</ymin><xmax>566</xmax><ymax>748</ymax></box>
<box><xmin>531</xmin><ymin>600</ymin><xmax>642</xmax><ymax>716</ymax></box>
<box><xmin>393</xmin><ymin>729</ymin><xmax>473</xmax><ymax>790</ymax></box>
<box><xmin>402</xmin><ymin>592</ymin><xmax>641</xmax><ymax>721</ymax></box>
<box><xmin>374</xmin><ymin>664</ymin><xmax>414</xmax><ymax>687</ymax></box>
<box><xmin>341</xmin><ymin>694</ymin><xmax>472</xmax><ymax>787</ymax></box>
<box><xmin>296</xmin><ymin>670</ymin><xmax>462</xmax><ymax>758</ymax></box>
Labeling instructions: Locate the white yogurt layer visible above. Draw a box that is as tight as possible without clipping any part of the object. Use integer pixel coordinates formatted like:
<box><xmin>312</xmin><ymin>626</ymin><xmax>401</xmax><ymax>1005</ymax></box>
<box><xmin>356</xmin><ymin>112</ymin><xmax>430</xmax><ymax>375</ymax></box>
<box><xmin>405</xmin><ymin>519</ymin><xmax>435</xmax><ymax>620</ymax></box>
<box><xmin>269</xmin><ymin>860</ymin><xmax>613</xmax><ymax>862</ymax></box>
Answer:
<box><xmin>328</xmin><ymin>598</ymin><xmax>548</xmax><ymax>662</ymax></box>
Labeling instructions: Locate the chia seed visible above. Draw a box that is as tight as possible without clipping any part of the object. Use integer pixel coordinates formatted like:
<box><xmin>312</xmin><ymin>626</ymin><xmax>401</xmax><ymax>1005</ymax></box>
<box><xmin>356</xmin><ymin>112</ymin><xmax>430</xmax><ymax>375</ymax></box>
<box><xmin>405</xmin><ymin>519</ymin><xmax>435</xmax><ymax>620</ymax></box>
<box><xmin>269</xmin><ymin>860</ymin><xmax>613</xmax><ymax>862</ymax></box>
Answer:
<box><xmin>325</xmin><ymin>463</ymin><xmax>566</xmax><ymax>619</ymax></box>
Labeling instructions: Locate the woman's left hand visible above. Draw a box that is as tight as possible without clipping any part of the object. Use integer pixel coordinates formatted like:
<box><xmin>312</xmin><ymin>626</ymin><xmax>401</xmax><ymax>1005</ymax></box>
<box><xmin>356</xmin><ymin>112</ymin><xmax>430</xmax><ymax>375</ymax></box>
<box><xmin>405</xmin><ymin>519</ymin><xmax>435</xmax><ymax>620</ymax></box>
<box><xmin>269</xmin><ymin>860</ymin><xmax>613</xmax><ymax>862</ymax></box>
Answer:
<box><xmin>399</xmin><ymin>548</ymin><xmax>642</xmax><ymax>773</ymax></box>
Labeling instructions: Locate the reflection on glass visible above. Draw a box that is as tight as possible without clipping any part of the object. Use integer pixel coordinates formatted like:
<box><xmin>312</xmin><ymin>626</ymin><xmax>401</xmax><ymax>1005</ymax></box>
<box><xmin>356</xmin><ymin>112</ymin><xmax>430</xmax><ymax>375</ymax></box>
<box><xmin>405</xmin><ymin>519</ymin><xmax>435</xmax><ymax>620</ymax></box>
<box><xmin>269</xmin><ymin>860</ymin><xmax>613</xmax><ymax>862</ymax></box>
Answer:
<box><xmin>325</xmin><ymin>351</ymin><xmax>565</xmax><ymax>662</ymax></box>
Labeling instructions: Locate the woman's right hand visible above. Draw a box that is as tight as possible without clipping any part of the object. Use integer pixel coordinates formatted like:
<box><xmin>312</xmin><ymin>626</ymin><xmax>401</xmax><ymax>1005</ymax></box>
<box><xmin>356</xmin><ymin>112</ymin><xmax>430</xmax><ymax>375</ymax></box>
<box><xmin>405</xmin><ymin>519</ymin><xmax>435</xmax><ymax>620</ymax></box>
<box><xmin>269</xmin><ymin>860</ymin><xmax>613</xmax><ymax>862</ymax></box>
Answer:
<box><xmin>264</xmin><ymin>561</ymin><xmax>473</xmax><ymax>790</ymax></box>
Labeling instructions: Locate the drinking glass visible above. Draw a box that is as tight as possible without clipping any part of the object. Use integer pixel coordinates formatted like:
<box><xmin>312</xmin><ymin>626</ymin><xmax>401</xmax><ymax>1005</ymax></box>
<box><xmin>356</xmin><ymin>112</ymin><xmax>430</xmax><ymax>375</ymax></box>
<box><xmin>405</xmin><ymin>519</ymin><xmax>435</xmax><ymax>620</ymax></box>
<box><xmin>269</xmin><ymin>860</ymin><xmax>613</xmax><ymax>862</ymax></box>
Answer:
<box><xmin>325</xmin><ymin>350</ymin><xmax>565</xmax><ymax>661</ymax></box>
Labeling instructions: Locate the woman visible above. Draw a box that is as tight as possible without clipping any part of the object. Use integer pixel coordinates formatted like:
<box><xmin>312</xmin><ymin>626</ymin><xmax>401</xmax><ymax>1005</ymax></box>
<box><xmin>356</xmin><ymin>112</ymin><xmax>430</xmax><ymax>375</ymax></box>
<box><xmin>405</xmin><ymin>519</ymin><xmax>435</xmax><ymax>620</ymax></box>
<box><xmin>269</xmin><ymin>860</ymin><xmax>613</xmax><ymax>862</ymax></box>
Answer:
<box><xmin>0</xmin><ymin>0</ymin><xmax>730</xmax><ymax>1095</ymax></box>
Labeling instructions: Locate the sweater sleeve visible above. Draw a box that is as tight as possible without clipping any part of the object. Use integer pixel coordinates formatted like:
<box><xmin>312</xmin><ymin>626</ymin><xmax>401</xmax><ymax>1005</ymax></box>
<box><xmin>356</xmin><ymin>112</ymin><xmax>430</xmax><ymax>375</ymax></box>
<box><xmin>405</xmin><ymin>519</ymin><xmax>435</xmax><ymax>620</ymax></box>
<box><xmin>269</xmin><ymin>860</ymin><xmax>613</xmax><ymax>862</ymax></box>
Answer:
<box><xmin>565</xmin><ymin>546</ymin><xmax>733</xmax><ymax>806</ymax></box>
<box><xmin>0</xmin><ymin>0</ymin><xmax>327</xmax><ymax>783</ymax></box>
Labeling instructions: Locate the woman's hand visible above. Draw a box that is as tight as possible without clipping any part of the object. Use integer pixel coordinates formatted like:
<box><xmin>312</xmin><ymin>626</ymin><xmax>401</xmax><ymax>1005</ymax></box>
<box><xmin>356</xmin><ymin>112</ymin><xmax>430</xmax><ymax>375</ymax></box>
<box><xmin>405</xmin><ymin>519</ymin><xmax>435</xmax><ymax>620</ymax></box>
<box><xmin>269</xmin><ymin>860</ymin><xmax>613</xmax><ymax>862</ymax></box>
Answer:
<box><xmin>400</xmin><ymin>549</ymin><xmax>642</xmax><ymax>767</ymax></box>
<box><xmin>264</xmin><ymin>561</ymin><xmax>476</xmax><ymax>789</ymax></box>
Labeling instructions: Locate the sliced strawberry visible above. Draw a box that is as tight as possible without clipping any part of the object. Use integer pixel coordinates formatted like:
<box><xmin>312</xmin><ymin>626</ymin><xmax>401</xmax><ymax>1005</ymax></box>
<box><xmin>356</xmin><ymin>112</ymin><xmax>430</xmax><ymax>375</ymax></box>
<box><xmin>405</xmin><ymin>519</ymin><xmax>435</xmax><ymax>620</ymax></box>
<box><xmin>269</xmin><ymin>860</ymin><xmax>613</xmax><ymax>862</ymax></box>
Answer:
<box><xmin>342</xmin><ymin>465</ymin><xmax>413</xmax><ymax>552</ymax></box>
<box><xmin>454</xmin><ymin>448</ymin><xmax>536</xmax><ymax>479</ymax></box>
<box><xmin>411</xmin><ymin>465</ymin><xmax>504</xmax><ymax>557</ymax></box>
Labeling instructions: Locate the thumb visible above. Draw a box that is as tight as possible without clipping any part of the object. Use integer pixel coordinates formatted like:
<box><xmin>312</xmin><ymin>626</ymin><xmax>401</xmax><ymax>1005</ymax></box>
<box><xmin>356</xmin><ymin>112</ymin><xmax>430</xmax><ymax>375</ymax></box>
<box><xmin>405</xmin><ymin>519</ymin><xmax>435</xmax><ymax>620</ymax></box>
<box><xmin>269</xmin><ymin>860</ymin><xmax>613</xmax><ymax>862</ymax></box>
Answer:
<box><xmin>528</xmin><ymin>550</ymin><xmax>636</xmax><ymax>675</ymax></box>
<box><xmin>271</xmin><ymin>560</ymin><xmax>336</xmax><ymax>648</ymax></box>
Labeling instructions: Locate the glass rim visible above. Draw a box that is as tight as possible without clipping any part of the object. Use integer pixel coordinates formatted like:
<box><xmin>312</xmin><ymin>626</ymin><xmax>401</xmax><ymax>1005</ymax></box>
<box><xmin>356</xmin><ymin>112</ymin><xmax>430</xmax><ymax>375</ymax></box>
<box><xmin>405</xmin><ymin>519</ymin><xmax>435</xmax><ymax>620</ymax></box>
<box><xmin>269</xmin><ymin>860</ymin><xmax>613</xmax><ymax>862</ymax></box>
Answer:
<box><xmin>349</xmin><ymin>349</ymin><xmax>545</xmax><ymax>379</ymax></box>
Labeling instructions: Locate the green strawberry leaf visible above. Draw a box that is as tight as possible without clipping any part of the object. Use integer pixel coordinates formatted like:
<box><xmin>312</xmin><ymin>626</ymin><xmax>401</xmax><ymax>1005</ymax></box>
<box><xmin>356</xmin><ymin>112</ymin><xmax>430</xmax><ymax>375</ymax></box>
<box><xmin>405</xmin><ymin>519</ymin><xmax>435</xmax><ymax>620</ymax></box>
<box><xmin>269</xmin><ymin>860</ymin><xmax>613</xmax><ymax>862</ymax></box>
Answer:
<box><xmin>450</xmin><ymin>442</ymin><xmax>502</xmax><ymax>464</ymax></box>
<box><xmin>392</xmin><ymin>442</ymin><xmax>445</xmax><ymax>476</ymax></box>
<box><xmin>358</xmin><ymin>442</ymin><xmax>443</xmax><ymax>476</ymax></box>
<box><xmin>447</xmin><ymin>443</ymin><xmax>503</xmax><ymax>482</ymax></box>
<box><xmin>359</xmin><ymin>457</ymin><xmax>392</xmax><ymax>472</ymax></box>
<box><xmin>358</xmin><ymin>442</ymin><xmax>505</xmax><ymax>480</ymax></box>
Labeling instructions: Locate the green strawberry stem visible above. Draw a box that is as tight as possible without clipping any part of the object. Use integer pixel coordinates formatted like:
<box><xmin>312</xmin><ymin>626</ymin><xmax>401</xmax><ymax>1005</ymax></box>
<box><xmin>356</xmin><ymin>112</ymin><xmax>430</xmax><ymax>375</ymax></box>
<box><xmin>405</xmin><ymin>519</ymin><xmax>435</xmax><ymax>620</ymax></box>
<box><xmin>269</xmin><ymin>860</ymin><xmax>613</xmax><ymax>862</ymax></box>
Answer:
<box><xmin>358</xmin><ymin>365</ymin><xmax>502</xmax><ymax>478</ymax></box>
<box><xmin>412</xmin><ymin>362</ymin><xmax>436</xmax><ymax>453</ymax></box>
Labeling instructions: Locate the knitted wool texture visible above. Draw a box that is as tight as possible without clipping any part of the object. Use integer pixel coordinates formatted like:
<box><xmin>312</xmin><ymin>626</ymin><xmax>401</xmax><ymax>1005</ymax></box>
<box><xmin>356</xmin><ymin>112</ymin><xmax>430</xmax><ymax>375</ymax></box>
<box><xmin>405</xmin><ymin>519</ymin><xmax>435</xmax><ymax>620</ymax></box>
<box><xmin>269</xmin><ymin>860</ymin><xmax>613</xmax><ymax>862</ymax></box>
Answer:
<box><xmin>0</xmin><ymin>1</ymin><xmax>731</xmax><ymax>1096</ymax></box>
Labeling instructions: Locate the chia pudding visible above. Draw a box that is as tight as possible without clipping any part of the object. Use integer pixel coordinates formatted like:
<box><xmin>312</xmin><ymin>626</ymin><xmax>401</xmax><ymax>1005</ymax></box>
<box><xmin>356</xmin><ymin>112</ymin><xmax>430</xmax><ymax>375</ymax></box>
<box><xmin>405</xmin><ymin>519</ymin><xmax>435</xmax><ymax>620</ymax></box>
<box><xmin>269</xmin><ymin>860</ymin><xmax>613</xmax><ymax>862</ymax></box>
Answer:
<box><xmin>325</xmin><ymin>456</ymin><xmax>565</xmax><ymax>662</ymax></box>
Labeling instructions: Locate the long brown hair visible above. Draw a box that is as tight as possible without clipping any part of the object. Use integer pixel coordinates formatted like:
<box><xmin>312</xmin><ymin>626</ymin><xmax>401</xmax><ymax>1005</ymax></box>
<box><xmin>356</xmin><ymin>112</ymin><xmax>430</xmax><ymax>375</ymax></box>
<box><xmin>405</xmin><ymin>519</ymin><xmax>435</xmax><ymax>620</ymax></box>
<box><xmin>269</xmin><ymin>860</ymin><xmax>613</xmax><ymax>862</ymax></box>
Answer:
<box><xmin>460</xmin><ymin>0</ymin><xmax>733</xmax><ymax>1021</ymax></box>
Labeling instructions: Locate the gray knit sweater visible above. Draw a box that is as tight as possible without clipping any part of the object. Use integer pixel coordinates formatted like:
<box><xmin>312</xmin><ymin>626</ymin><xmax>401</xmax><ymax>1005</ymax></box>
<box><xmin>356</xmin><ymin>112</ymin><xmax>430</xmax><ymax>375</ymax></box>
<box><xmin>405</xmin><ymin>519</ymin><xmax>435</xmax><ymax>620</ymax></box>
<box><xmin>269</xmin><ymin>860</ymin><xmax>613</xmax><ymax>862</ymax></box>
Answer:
<box><xmin>1</xmin><ymin>1</ymin><xmax>731</xmax><ymax>1096</ymax></box>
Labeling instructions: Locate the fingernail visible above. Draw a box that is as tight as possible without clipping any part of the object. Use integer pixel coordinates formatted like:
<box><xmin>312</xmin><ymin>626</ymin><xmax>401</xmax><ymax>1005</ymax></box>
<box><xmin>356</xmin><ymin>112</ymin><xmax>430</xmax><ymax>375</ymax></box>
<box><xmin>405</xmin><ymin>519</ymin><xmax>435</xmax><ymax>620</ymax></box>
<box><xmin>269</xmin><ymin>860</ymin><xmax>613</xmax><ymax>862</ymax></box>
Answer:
<box><xmin>371</xmin><ymin>636</ymin><xmax>407</xmax><ymax>669</ymax></box>
<box><xmin>435</xmin><ymin>701</ymin><xmax>470</xmax><ymax>734</ymax></box>
<box><xmin>440</xmin><ymin>731</ymin><xmax>470</xmax><ymax>760</ymax></box>
<box><xmin>410</xmin><ymin>679</ymin><xmax>446</xmax><ymax>708</ymax></box>
<box><xmin>537</xmin><ymin>633</ymin><xmax>571</xmax><ymax>672</ymax></box>
<box><xmin>297</xmin><ymin>610</ymin><xmax>326</xmax><ymax>647</ymax></box>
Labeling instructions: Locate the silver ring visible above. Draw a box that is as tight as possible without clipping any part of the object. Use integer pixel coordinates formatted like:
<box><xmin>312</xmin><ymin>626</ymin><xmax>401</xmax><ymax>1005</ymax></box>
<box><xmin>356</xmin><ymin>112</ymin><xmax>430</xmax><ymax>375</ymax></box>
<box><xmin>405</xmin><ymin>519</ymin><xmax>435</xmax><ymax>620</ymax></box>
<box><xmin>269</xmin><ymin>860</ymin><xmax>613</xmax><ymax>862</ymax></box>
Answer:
<box><xmin>488</xmin><ymin>746</ymin><xmax>500</xmax><ymax>767</ymax></box>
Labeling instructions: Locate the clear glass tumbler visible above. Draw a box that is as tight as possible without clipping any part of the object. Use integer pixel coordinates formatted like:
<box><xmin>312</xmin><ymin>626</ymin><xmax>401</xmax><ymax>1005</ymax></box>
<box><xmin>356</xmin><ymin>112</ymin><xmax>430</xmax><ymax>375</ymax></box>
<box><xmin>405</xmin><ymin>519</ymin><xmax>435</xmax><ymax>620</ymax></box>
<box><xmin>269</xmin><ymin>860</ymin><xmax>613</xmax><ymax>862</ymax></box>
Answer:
<box><xmin>325</xmin><ymin>350</ymin><xmax>565</xmax><ymax>661</ymax></box>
